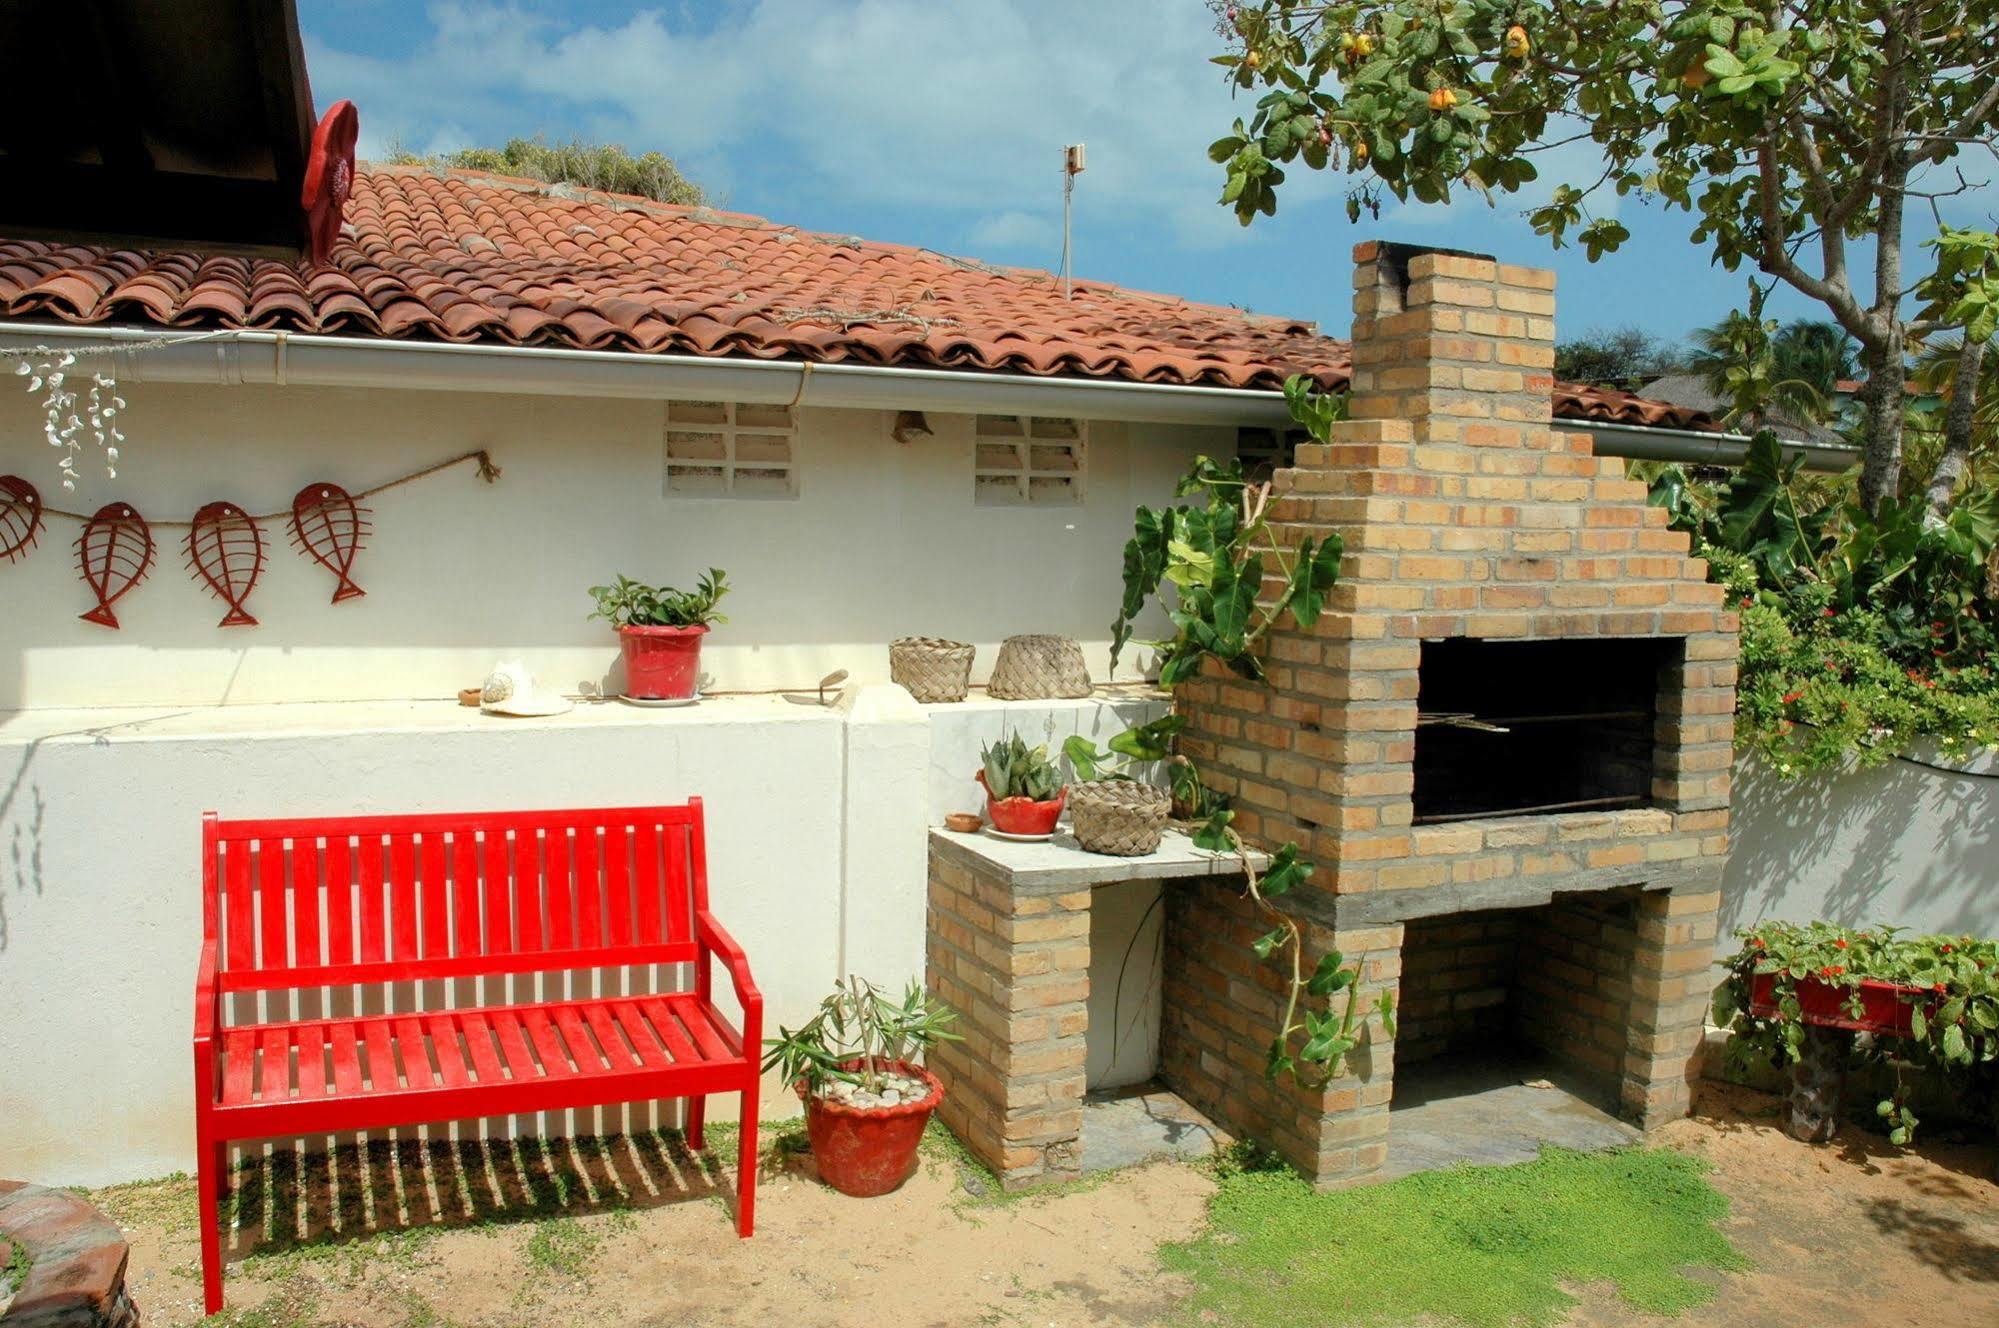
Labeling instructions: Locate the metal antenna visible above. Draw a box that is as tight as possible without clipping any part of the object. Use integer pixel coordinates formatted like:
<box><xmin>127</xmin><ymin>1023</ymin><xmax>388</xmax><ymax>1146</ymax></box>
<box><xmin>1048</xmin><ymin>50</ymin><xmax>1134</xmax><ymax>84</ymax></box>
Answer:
<box><xmin>1061</xmin><ymin>143</ymin><xmax>1086</xmax><ymax>300</ymax></box>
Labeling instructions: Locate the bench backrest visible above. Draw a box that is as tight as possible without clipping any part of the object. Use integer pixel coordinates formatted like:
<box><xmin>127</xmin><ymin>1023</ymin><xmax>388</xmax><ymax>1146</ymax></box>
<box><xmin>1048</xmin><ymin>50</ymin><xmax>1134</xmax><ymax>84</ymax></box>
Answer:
<box><xmin>202</xmin><ymin>801</ymin><xmax>709</xmax><ymax>992</ymax></box>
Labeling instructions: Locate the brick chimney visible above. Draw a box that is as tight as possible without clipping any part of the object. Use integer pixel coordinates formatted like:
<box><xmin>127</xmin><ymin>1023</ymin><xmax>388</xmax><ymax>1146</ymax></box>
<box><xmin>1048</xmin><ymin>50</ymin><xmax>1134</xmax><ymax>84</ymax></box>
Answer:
<box><xmin>1163</xmin><ymin>243</ymin><xmax>1737</xmax><ymax>1186</ymax></box>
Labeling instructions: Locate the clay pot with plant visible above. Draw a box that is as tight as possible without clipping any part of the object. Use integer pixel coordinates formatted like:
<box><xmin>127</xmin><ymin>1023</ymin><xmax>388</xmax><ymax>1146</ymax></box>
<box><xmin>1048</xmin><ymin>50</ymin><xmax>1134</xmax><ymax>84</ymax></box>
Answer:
<box><xmin>975</xmin><ymin>734</ymin><xmax>1066</xmax><ymax>836</ymax></box>
<box><xmin>762</xmin><ymin>977</ymin><xmax>959</xmax><ymax>1197</ymax></box>
<box><xmin>588</xmin><ymin>569</ymin><xmax>729</xmax><ymax>701</ymax></box>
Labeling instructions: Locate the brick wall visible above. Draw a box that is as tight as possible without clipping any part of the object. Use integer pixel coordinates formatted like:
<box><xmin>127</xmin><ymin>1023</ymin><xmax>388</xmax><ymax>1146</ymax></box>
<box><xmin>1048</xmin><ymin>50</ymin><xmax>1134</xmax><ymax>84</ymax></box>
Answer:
<box><xmin>1396</xmin><ymin>909</ymin><xmax>1520</xmax><ymax>1065</ymax></box>
<box><xmin>1162</xmin><ymin>241</ymin><xmax>1734</xmax><ymax>1184</ymax></box>
<box><xmin>924</xmin><ymin>851</ymin><xmax>1090</xmax><ymax>1188</ymax></box>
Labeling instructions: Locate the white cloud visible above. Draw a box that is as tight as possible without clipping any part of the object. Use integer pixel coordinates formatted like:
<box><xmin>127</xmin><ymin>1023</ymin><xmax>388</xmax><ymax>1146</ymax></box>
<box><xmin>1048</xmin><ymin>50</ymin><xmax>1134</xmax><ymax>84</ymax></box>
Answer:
<box><xmin>967</xmin><ymin>209</ymin><xmax>1058</xmax><ymax>253</ymax></box>
<box><xmin>308</xmin><ymin>1</ymin><xmax>1275</xmax><ymax>248</ymax></box>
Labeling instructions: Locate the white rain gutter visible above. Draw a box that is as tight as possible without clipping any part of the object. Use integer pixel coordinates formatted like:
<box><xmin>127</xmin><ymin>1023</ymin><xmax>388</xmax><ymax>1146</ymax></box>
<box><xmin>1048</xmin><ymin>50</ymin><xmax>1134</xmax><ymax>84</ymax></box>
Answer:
<box><xmin>1553</xmin><ymin>418</ymin><xmax>1862</xmax><ymax>474</ymax></box>
<box><xmin>0</xmin><ymin>320</ymin><xmax>1863</xmax><ymax>470</ymax></box>
<box><xmin>0</xmin><ymin>322</ymin><xmax>1295</xmax><ymax>428</ymax></box>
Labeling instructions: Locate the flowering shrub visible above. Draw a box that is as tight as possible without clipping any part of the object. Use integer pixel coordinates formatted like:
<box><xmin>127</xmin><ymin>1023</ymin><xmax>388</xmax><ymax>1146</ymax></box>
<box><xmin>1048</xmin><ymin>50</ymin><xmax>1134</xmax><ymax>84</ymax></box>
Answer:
<box><xmin>1644</xmin><ymin>436</ymin><xmax>1999</xmax><ymax>775</ymax></box>
<box><xmin>1713</xmin><ymin>920</ymin><xmax>1999</xmax><ymax>1143</ymax></box>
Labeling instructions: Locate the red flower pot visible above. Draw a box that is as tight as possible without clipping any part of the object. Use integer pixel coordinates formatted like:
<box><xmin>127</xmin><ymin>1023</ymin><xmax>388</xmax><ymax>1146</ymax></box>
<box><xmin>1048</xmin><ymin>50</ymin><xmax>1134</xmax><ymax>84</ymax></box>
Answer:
<box><xmin>975</xmin><ymin>770</ymin><xmax>1067</xmax><ymax>836</ymax></box>
<box><xmin>800</xmin><ymin>1059</ymin><xmax>944</xmax><ymax>1197</ymax></box>
<box><xmin>619</xmin><ymin>624</ymin><xmax>707</xmax><ymax>700</ymax></box>
<box><xmin>1747</xmin><ymin>971</ymin><xmax>1936</xmax><ymax>1038</ymax></box>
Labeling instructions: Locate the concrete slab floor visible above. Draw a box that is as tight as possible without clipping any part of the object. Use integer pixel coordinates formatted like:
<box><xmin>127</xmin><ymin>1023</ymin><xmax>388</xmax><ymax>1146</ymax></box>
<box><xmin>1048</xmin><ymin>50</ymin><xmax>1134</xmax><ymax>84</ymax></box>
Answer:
<box><xmin>1081</xmin><ymin>1082</ymin><xmax>1232</xmax><ymax>1173</ymax></box>
<box><xmin>1385</xmin><ymin>1047</ymin><xmax>1639</xmax><ymax>1180</ymax></box>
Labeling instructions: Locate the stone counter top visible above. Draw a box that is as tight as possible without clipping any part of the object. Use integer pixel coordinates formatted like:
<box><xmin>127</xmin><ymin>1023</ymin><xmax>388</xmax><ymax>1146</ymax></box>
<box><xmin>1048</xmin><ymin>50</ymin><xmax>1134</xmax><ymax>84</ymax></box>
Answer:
<box><xmin>928</xmin><ymin>826</ymin><xmax>1265</xmax><ymax>891</ymax></box>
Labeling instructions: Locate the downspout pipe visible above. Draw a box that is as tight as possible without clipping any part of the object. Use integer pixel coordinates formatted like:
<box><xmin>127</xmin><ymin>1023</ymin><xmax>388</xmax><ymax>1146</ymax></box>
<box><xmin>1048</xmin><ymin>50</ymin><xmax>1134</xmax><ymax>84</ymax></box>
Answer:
<box><xmin>0</xmin><ymin>321</ymin><xmax>1864</xmax><ymax>470</ymax></box>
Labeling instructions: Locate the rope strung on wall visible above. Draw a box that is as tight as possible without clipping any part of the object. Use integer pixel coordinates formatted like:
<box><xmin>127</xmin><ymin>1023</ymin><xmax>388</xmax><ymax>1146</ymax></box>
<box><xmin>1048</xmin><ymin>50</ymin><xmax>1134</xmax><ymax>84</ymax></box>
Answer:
<box><xmin>0</xmin><ymin>448</ymin><xmax>501</xmax><ymax>629</ymax></box>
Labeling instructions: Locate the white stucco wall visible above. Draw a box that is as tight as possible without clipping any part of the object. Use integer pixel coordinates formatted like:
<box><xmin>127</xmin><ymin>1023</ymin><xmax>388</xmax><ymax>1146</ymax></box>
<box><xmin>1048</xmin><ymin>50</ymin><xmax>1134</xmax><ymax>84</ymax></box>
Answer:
<box><xmin>0</xmin><ymin>383</ymin><xmax>1220</xmax><ymax>710</ymax></box>
<box><xmin>0</xmin><ymin>687</ymin><xmax>1183</xmax><ymax>1185</ymax></box>
<box><xmin>1720</xmin><ymin>745</ymin><xmax>1999</xmax><ymax>955</ymax></box>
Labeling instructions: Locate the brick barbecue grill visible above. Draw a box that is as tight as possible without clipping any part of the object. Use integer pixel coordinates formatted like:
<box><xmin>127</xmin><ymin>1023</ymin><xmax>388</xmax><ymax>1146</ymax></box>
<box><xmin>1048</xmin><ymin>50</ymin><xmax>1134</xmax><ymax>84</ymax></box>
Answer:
<box><xmin>928</xmin><ymin>242</ymin><xmax>1735</xmax><ymax>1189</ymax></box>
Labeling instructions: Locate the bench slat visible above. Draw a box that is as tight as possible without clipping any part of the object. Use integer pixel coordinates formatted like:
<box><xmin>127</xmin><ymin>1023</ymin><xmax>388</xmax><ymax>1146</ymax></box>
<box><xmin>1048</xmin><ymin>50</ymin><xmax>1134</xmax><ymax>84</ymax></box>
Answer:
<box><xmin>581</xmin><ymin>1003</ymin><xmax>638</xmax><ymax>1072</ymax></box>
<box><xmin>574</xmin><ymin>827</ymin><xmax>602</xmax><ymax>950</ymax></box>
<box><xmin>484</xmin><ymin>833</ymin><xmax>512</xmax><ymax>956</ymax></box>
<box><xmin>489</xmin><ymin>1009</ymin><xmax>539</xmax><ymax>1084</ymax></box>
<box><xmin>551</xmin><ymin>1006</ymin><xmax>607</xmax><ymax>1076</ymax></box>
<box><xmin>640</xmin><ymin>997</ymin><xmax>701</xmax><ymax>1067</ymax></box>
<box><xmin>291</xmin><ymin>842</ymin><xmax>322</xmax><ymax>969</ymax></box>
<box><xmin>460</xmin><ymin>1011</ymin><xmax>504</xmax><ymax>1087</ymax></box>
<box><xmin>545</xmin><ymin>830</ymin><xmax>575</xmax><ymax>951</ymax></box>
<box><xmin>329</xmin><ymin>1022</ymin><xmax>364</xmax><ymax>1096</ymax></box>
<box><xmin>521</xmin><ymin>1007</ymin><xmax>575</xmax><ymax>1078</ymax></box>
<box><xmin>515</xmin><ymin>830</ymin><xmax>545</xmax><ymax>956</ymax></box>
<box><xmin>425</xmin><ymin>1013</ymin><xmax>470</xmax><ymax>1089</ymax></box>
<box><xmin>259</xmin><ymin>1025</ymin><xmax>291</xmax><ymax>1102</ymax></box>
<box><xmin>393</xmin><ymin>1017</ymin><xmax>435</xmax><ymax>1091</ymax></box>
<box><xmin>216</xmin><ymin>942</ymin><xmax>694</xmax><ymax>992</ymax></box>
<box><xmin>389</xmin><ymin>836</ymin><xmax>417</xmax><ymax>965</ymax></box>
<box><xmin>324</xmin><ymin>838</ymin><xmax>355</xmax><ymax>967</ymax></box>
<box><xmin>258</xmin><ymin>843</ymin><xmax>288</xmax><ymax>971</ymax></box>
<box><xmin>419</xmin><ymin>836</ymin><xmax>449</xmax><ymax>960</ymax></box>
<box><xmin>297</xmin><ymin>1025</ymin><xmax>327</xmax><ymax>1099</ymax></box>
<box><xmin>224</xmin><ymin>843</ymin><xmax>254</xmax><ymax>972</ymax></box>
<box><xmin>666</xmin><ymin>994</ymin><xmax>736</xmax><ymax>1062</ymax></box>
<box><xmin>665</xmin><ymin>823</ymin><xmax>693</xmax><ymax>946</ymax></box>
<box><xmin>357</xmin><ymin>837</ymin><xmax>386</xmax><ymax>966</ymax></box>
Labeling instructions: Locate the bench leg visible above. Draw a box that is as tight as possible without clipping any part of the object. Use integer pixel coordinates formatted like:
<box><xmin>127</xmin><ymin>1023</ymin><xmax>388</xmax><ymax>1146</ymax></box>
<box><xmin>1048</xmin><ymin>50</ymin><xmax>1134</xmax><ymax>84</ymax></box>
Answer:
<box><xmin>197</xmin><ymin>1136</ymin><xmax>225</xmax><ymax>1315</ymax></box>
<box><xmin>736</xmin><ymin>1080</ymin><xmax>758</xmax><ymax>1238</ymax></box>
<box><xmin>687</xmin><ymin>1095</ymin><xmax>706</xmax><ymax>1152</ymax></box>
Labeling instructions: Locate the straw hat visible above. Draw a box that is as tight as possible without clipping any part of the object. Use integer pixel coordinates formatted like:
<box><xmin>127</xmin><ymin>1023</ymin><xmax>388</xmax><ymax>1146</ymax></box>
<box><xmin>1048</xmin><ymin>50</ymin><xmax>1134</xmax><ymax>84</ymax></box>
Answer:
<box><xmin>479</xmin><ymin>660</ymin><xmax>572</xmax><ymax>717</ymax></box>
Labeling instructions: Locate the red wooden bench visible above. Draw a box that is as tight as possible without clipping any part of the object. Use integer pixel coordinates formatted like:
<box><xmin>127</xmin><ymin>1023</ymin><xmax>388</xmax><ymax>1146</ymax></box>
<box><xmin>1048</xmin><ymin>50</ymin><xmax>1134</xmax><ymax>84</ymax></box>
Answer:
<box><xmin>192</xmin><ymin>800</ymin><xmax>762</xmax><ymax>1315</ymax></box>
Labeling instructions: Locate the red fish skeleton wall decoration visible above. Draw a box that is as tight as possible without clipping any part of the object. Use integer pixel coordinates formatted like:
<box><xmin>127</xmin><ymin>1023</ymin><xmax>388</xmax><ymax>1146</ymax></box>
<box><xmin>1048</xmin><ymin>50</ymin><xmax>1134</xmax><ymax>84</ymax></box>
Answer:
<box><xmin>185</xmin><ymin>502</ymin><xmax>267</xmax><ymax>627</ymax></box>
<box><xmin>75</xmin><ymin>502</ymin><xmax>154</xmax><ymax>628</ymax></box>
<box><xmin>0</xmin><ymin>474</ymin><xmax>43</xmax><ymax>563</ymax></box>
<box><xmin>288</xmin><ymin>482</ymin><xmax>370</xmax><ymax>602</ymax></box>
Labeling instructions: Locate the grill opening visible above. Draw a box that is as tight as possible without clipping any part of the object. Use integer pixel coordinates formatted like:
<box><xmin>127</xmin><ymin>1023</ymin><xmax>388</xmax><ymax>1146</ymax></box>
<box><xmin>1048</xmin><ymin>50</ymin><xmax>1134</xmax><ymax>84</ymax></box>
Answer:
<box><xmin>1413</xmin><ymin>637</ymin><xmax>1676</xmax><ymax>824</ymax></box>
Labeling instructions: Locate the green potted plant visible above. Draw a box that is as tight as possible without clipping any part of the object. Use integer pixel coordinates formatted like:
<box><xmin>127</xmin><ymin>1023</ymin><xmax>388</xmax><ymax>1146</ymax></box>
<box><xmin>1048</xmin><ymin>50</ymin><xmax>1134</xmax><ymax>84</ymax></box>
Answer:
<box><xmin>587</xmin><ymin>569</ymin><xmax>728</xmax><ymax>702</ymax></box>
<box><xmin>976</xmin><ymin>734</ymin><xmax>1066</xmax><ymax>837</ymax></box>
<box><xmin>762</xmin><ymin>977</ymin><xmax>958</xmax><ymax>1197</ymax></box>
<box><xmin>1062</xmin><ymin>714</ymin><xmax>1185</xmax><ymax>856</ymax></box>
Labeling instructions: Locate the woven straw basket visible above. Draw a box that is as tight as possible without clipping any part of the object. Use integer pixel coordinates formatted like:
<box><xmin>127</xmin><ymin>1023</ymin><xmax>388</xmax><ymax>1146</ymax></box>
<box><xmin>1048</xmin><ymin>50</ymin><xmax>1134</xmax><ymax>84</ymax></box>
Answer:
<box><xmin>987</xmin><ymin>634</ymin><xmax>1090</xmax><ymax>700</ymax></box>
<box><xmin>1068</xmin><ymin>780</ymin><xmax>1171</xmax><ymax>857</ymax></box>
<box><xmin>890</xmin><ymin>637</ymin><xmax>975</xmax><ymax>703</ymax></box>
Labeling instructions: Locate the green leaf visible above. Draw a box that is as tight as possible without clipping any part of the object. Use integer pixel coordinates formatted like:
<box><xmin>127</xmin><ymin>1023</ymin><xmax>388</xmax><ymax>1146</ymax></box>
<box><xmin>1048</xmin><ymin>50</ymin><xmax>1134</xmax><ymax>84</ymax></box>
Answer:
<box><xmin>1192</xmin><ymin>808</ymin><xmax>1237</xmax><ymax>853</ymax></box>
<box><xmin>1942</xmin><ymin>1023</ymin><xmax>1969</xmax><ymax>1062</ymax></box>
<box><xmin>1063</xmin><ymin>735</ymin><xmax>1105</xmax><ymax>782</ymax></box>
<box><xmin>1252</xmin><ymin>927</ymin><xmax>1289</xmax><ymax>960</ymax></box>
<box><xmin>1308</xmin><ymin>952</ymin><xmax>1356</xmax><ymax>996</ymax></box>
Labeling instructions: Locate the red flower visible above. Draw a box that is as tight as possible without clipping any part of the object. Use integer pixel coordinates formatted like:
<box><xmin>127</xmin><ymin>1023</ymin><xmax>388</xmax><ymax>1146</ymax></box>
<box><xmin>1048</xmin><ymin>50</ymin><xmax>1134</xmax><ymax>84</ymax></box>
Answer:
<box><xmin>1941</xmin><ymin>944</ymin><xmax>1953</xmax><ymax>954</ymax></box>
<box><xmin>1783</xmin><ymin>690</ymin><xmax>1805</xmax><ymax>704</ymax></box>
<box><xmin>1824</xmin><ymin>608</ymin><xmax>1837</xmax><ymax>617</ymax></box>
<box><xmin>1819</xmin><ymin>964</ymin><xmax>1846</xmax><ymax>978</ymax></box>
<box><xmin>1833</xmin><ymin>938</ymin><xmax>1848</xmax><ymax>949</ymax></box>
<box><xmin>1934</xmin><ymin>983</ymin><xmax>1948</xmax><ymax>995</ymax></box>
<box><xmin>1749</xmin><ymin>937</ymin><xmax>1766</xmax><ymax>949</ymax></box>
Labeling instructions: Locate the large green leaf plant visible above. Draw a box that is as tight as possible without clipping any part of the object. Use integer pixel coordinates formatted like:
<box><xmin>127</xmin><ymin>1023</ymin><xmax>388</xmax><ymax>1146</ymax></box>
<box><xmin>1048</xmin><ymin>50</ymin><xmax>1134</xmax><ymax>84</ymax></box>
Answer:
<box><xmin>1105</xmin><ymin>375</ymin><xmax>1394</xmax><ymax>1088</ymax></box>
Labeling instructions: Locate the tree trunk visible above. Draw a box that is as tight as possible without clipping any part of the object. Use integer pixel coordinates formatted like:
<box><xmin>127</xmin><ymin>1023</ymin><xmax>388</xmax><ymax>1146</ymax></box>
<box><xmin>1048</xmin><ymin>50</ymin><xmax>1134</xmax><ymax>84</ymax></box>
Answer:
<box><xmin>1857</xmin><ymin>334</ymin><xmax>1908</xmax><ymax>511</ymax></box>
<box><xmin>1927</xmin><ymin>338</ymin><xmax>1987</xmax><ymax>518</ymax></box>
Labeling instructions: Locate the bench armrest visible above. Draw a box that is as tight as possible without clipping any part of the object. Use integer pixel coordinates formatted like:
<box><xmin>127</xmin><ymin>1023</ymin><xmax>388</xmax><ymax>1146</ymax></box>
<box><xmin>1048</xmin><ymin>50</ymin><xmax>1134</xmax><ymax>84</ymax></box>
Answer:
<box><xmin>193</xmin><ymin>937</ymin><xmax>220</xmax><ymax>1046</ymax></box>
<box><xmin>696</xmin><ymin>909</ymin><xmax>763</xmax><ymax>1047</ymax></box>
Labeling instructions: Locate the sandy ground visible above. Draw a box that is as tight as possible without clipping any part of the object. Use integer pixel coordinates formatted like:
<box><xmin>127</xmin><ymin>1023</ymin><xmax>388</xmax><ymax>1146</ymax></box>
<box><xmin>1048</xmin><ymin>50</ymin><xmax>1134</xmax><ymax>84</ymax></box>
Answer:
<box><xmin>96</xmin><ymin>1083</ymin><xmax>1998</xmax><ymax>1328</ymax></box>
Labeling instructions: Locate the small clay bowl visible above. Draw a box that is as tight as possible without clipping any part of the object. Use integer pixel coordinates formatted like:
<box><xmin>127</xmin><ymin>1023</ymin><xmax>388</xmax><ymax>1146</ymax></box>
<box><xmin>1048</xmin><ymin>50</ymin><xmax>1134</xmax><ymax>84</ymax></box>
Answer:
<box><xmin>944</xmin><ymin>812</ymin><xmax>983</xmax><ymax>834</ymax></box>
<box><xmin>458</xmin><ymin>687</ymin><xmax>485</xmax><ymax>707</ymax></box>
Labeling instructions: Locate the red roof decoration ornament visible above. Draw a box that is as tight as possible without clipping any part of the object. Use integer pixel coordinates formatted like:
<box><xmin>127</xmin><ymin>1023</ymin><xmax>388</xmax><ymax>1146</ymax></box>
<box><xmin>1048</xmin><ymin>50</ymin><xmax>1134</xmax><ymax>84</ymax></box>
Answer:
<box><xmin>300</xmin><ymin>100</ymin><xmax>359</xmax><ymax>266</ymax></box>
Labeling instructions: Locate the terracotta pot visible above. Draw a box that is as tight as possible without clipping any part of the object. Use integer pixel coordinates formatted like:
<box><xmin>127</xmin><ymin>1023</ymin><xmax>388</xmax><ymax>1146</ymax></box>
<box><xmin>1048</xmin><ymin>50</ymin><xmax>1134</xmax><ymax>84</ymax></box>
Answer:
<box><xmin>1747</xmin><ymin>971</ymin><xmax>1937</xmax><ymax>1038</ymax></box>
<box><xmin>975</xmin><ymin>770</ymin><xmax>1066</xmax><ymax>836</ymax></box>
<box><xmin>618</xmin><ymin>623</ymin><xmax>707</xmax><ymax>700</ymax></box>
<box><xmin>799</xmin><ymin>1059</ymin><xmax>944</xmax><ymax>1197</ymax></box>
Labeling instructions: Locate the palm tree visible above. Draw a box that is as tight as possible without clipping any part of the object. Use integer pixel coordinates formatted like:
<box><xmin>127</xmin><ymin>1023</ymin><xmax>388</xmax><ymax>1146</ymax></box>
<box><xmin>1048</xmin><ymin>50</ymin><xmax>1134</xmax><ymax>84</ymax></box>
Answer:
<box><xmin>1686</xmin><ymin>293</ymin><xmax>1856</xmax><ymax>429</ymax></box>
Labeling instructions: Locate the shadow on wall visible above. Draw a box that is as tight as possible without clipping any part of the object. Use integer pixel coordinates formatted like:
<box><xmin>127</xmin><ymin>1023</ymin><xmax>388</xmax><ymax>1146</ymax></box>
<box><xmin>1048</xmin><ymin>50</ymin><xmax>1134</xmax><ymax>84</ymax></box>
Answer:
<box><xmin>1723</xmin><ymin>750</ymin><xmax>1999</xmax><ymax>947</ymax></box>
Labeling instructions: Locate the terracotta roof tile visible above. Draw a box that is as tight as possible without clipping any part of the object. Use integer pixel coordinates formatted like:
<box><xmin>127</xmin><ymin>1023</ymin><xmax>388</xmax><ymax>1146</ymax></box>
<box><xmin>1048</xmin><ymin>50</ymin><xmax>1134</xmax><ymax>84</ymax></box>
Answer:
<box><xmin>0</xmin><ymin>164</ymin><xmax>1714</xmax><ymax>431</ymax></box>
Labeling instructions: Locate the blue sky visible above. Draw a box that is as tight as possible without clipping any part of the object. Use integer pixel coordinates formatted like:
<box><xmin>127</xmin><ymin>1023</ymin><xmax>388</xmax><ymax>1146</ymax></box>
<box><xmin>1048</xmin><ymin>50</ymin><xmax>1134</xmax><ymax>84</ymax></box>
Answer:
<box><xmin>300</xmin><ymin>1</ymin><xmax>1993</xmax><ymax>350</ymax></box>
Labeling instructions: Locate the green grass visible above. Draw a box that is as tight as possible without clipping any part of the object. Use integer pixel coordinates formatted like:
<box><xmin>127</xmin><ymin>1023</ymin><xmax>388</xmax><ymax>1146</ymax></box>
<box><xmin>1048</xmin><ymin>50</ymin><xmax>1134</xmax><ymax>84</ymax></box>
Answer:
<box><xmin>1160</xmin><ymin>1146</ymin><xmax>1750</xmax><ymax>1328</ymax></box>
